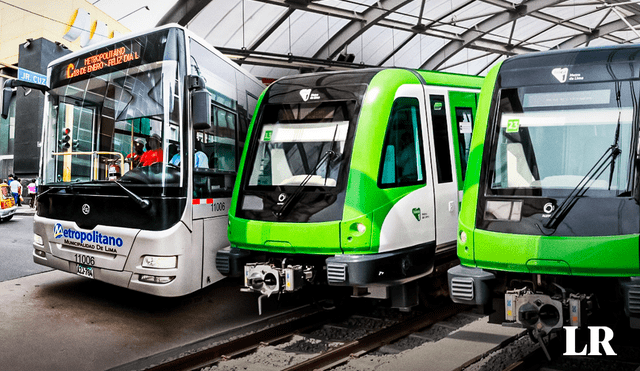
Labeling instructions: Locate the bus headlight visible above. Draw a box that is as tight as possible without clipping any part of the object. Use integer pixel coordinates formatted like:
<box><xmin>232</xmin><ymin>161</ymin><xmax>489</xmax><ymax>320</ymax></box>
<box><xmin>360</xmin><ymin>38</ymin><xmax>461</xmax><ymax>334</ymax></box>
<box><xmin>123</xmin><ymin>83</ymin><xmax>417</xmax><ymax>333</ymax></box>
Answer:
<box><xmin>139</xmin><ymin>275</ymin><xmax>175</xmax><ymax>284</ymax></box>
<box><xmin>142</xmin><ymin>255</ymin><xmax>177</xmax><ymax>269</ymax></box>
<box><xmin>33</xmin><ymin>234</ymin><xmax>43</xmax><ymax>245</ymax></box>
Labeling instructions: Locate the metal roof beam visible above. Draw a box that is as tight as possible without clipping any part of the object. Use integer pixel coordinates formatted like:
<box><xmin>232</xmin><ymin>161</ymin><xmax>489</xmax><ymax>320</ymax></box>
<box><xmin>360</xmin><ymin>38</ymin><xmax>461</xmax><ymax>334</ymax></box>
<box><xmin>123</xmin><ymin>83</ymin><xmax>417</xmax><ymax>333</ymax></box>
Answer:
<box><xmin>217</xmin><ymin>46</ymin><xmax>375</xmax><ymax>71</ymax></box>
<box><xmin>421</xmin><ymin>0</ymin><xmax>568</xmax><ymax>70</ymax></box>
<box><xmin>312</xmin><ymin>0</ymin><xmax>413</xmax><ymax>60</ymax></box>
<box><xmin>156</xmin><ymin>0</ymin><xmax>213</xmax><ymax>26</ymax></box>
<box><xmin>482</xmin><ymin>0</ymin><xmax>626</xmax><ymax>44</ymax></box>
<box><xmin>254</xmin><ymin>0</ymin><xmax>365</xmax><ymax>22</ymax></box>
<box><xmin>555</xmin><ymin>14</ymin><xmax>640</xmax><ymax>49</ymax></box>
<box><xmin>248</xmin><ymin>8</ymin><xmax>296</xmax><ymax>50</ymax></box>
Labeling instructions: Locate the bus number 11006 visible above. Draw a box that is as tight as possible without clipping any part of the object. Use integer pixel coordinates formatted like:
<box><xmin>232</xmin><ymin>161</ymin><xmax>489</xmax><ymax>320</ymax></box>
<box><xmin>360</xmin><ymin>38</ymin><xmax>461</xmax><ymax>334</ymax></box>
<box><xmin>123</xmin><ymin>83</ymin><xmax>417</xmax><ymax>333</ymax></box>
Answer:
<box><xmin>75</xmin><ymin>254</ymin><xmax>95</xmax><ymax>266</ymax></box>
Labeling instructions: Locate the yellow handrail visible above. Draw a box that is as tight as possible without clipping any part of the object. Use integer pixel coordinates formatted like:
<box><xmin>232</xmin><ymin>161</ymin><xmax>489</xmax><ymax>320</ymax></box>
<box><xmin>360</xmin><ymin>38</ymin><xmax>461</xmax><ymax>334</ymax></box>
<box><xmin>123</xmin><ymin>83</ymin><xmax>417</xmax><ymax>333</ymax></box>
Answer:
<box><xmin>52</xmin><ymin>151</ymin><xmax>125</xmax><ymax>179</ymax></box>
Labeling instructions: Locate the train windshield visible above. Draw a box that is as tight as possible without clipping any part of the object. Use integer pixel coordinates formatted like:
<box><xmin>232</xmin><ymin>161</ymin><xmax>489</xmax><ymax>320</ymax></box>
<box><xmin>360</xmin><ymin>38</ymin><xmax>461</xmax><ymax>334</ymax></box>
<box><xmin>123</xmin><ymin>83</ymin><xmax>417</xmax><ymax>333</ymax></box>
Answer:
<box><xmin>490</xmin><ymin>82</ymin><xmax>636</xmax><ymax>196</ymax></box>
<box><xmin>248</xmin><ymin>101</ymin><xmax>353</xmax><ymax>188</ymax></box>
<box><xmin>43</xmin><ymin>29</ymin><xmax>184</xmax><ymax>188</ymax></box>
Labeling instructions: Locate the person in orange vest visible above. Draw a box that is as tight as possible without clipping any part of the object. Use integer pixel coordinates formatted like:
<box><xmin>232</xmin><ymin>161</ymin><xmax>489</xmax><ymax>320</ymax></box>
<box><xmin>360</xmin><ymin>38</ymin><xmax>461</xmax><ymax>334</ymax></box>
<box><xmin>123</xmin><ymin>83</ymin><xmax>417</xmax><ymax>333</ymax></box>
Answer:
<box><xmin>125</xmin><ymin>138</ymin><xmax>145</xmax><ymax>168</ymax></box>
<box><xmin>139</xmin><ymin>134</ymin><xmax>163</xmax><ymax>166</ymax></box>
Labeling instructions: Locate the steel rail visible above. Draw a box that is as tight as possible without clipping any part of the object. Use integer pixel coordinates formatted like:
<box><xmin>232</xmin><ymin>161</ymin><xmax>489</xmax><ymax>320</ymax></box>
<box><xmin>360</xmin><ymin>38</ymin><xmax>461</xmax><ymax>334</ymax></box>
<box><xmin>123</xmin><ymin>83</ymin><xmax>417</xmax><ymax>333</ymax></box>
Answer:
<box><xmin>144</xmin><ymin>308</ymin><xmax>340</xmax><ymax>371</ymax></box>
<box><xmin>282</xmin><ymin>302</ymin><xmax>468</xmax><ymax>371</ymax></box>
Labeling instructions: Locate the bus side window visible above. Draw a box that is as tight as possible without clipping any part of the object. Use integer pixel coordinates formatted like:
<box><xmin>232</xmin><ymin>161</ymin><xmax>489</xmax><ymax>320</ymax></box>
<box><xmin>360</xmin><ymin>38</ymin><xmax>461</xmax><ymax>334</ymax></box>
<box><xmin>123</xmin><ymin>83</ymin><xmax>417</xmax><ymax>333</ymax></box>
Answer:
<box><xmin>378</xmin><ymin>97</ymin><xmax>426</xmax><ymax>188</ymax></box>
<box><xmin>193</xmin><ymin>102</ymin><xmax>238</xmax><ymax>198</ymax></box>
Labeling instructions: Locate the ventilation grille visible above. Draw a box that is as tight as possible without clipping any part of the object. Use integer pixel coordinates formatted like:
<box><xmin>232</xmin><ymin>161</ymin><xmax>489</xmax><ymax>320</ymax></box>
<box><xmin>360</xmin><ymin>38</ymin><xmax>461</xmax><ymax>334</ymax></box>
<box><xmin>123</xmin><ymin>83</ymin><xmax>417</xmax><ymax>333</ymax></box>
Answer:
<box><xmin>629</xmin><ymin>287</ymin><xmax>640</xmax><ymax>314</ymax></box>
<box><xmin>215</xmin><ymin>254</ymin><xmax>230</xmax><ymax>275</ymax></box>
<box><xmin>327</xmin><ymin>263</ymin><xmax>347</xmax><ymax>283</ymax></box>
<box><xmin>451</xmin><ymin>277</ymin><xmax>474</xmax><ymax>301</ymax></box>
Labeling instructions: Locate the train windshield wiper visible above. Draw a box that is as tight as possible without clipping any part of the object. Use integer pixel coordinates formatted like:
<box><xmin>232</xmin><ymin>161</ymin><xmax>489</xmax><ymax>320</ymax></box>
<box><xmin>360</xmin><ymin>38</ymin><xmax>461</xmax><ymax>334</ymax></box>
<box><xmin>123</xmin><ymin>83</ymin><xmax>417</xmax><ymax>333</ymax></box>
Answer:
<box><xmin>544</xmin><ymin>144</ymin><xmax>621</xmax><ymax>230</ymax></box>
<box><xmin>545</xmin><ymin>83</ymin><xmax>624</xmax><ymax>231</ymax></box>
<box><xmin>608</xmin><ymin>82</ymin><xmax>623</xmax><ymax>190</ymax></box>
<box><xmin>273</xmin><ymin>122</ymin><xmax>342</xmax><ymax>219</ymax></box>
<box><xmin>273</xmin><ymin>150</ymin><xmax>336</xmax><ymax>219</ymax></box>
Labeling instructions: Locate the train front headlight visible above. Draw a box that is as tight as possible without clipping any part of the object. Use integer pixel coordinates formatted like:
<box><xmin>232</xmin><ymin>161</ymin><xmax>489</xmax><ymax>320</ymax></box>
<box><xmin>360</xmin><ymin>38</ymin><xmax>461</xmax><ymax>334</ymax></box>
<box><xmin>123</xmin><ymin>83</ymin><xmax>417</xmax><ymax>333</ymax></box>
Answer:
<box><xmin>459</xmin><ymin>230</ymin><xmax>467</xmax><ymax>244</ymax></box>
<box><xmin>142</xmin><ymin>255</ymin><xmax>177</xmax><ymax>269</ymax></box>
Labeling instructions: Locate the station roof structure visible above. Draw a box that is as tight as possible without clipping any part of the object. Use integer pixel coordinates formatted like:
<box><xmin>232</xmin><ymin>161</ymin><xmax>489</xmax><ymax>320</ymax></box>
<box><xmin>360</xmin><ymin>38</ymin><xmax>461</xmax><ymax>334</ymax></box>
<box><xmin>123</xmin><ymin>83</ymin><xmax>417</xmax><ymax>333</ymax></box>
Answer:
<box><xmin>152</xmin><ymin>0</ymin><xmax>640</xmax><ymax>79</ymax></box>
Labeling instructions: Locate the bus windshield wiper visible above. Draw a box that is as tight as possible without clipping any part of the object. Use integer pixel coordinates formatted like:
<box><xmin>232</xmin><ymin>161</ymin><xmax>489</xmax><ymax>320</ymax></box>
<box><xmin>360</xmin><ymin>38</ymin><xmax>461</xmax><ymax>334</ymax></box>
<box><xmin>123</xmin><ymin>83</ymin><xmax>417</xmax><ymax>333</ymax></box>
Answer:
<box><xmin>273</xmin><ymin>150</ymin><xmax>336</xmax><ymax>219</ymax></box>
<box><xmin>36</xmin><ymin>186</ymin><xmax>62</xmax><ymax>199</ymax></box>
<box><xmin>115</xmin><ymin>180</ymin><xmax>151</xmax><ymax>210</ymax></box>
<box><xmin>543</xmin><ymin>144</ymin><xmax>620</xmax><ymax>230</ymax></box>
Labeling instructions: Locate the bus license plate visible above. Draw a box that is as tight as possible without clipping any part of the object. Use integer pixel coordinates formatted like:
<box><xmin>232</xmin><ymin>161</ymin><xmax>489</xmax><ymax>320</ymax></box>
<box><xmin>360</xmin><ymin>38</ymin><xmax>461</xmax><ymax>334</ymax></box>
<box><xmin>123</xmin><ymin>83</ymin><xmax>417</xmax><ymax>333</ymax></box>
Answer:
<box><xmin>77</xmin><ymin>264</ymin><xmax>94</xmax><ymax>279</ymax></box>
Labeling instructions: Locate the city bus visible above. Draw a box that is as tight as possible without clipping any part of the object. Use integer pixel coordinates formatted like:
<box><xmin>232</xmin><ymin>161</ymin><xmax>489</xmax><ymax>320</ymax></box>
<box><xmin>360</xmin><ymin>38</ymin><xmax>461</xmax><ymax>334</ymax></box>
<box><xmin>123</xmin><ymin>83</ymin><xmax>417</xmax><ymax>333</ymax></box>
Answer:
<box><xmin>3</xmin><ymin>25</ymin><xmax>264</xmax><ymax>296</ymax></box>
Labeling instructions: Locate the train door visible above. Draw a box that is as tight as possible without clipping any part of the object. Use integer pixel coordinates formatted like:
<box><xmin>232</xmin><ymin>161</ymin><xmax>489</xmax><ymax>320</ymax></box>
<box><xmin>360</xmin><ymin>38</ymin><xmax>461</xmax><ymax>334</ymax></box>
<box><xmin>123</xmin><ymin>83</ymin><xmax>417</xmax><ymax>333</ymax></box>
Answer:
<box><xmin>377</xmin><ymin>84</ymin><xmax>435</xmax><ymax>253</ymax></box>
<box><xmin>448</xmin><ymin>91</ymin><xmax>478</xmax><ymax>197</ymax></box>
<box><xmin>423</xmin><ymin>89</ymin><xmax>458</xmax><ymax>251</ymax></box>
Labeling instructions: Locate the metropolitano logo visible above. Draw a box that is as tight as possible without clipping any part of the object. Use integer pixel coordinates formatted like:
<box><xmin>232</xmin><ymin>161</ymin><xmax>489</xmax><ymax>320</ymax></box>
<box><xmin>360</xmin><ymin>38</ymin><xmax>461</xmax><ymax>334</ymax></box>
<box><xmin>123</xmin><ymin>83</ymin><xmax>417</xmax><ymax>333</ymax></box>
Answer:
<box><xmin>53</xmin><ymin>223</ymin><xmax>64</xmax><ymax>239</ymax></box>
<box><xmin>564</xmin><ymin>326</ymin><xmax>617</xmax><ymax>356</ymax></box>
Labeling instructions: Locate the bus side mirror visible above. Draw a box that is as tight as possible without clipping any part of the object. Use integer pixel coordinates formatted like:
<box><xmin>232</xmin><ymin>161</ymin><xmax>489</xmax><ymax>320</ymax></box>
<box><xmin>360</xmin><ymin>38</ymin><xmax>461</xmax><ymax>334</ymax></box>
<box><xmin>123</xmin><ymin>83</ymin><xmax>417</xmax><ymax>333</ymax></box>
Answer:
<box><xmin>2</xmin><ymin>79</ymin><xmax>48</xmax><ymax>120</ymax></box>
<box><xmin>1</xmin><ymin>86</ymin><xmax>15</xmax><ymax>120</ymax></box>
<box><xmin>189</xmin><ymin>75</ymin><xmax>211</xmax><ymax>131</ymax></box>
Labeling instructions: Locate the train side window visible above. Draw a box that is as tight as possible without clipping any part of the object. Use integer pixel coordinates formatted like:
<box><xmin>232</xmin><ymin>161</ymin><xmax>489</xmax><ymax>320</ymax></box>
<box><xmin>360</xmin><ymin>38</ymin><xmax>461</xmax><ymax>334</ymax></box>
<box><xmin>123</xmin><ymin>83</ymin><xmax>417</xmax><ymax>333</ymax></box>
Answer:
<box><xmin>378</xmin><ymin>97</ymin><xmax>425</xmax><ymax>188</ymax></box>
<box><xmin>430</xmin><ymin>95</ymin><xmax>453</xmax><ymax>183</ymax></box>
<box><xmin>455</xmin><ymin>107</ymin><xmax>474</xmax><ymax>181</ymax></box>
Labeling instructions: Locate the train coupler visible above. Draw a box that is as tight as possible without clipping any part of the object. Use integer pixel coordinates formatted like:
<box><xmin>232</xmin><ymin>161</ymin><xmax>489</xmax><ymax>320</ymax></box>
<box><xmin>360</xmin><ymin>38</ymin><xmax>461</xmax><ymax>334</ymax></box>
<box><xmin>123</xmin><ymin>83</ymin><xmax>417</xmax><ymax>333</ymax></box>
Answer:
<box><xmin>504</xmin><ymin>287</ymin><xmax>594</xmax><ymax>334</ymax></box>
<box><xmin>241</xmin><ymin>262</ymin><xmax>314</xmax><ymax>297</ymax></box>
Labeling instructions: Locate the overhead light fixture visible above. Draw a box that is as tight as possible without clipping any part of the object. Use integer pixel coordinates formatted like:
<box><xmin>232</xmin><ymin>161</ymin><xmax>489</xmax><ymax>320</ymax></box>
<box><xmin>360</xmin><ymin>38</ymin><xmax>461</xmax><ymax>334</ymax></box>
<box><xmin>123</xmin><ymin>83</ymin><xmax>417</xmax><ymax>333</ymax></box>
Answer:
<box><xmin>23</xmin><ymin>38</ymin><xmax>34</xmax><ymax>49</ymax></box>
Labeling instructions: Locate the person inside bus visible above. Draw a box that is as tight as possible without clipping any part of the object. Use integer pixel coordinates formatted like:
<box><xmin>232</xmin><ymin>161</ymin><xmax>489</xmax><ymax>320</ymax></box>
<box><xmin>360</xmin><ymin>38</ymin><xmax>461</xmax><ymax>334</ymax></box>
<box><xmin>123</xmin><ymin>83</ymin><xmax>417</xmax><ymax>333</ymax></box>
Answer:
<box><xmin>125</xmin><ymin>138</ymin><xmax>145</xmax><ymax>168</ymax></box>
<box><xmin>139</xmin><ymin>134</ymin><xmax>163</xmax><ymax>166</ymax></box>
<box><xmin>169</xmin><ymin>141</ymin><xmax>209</xmax><ymax>168</ymax></box>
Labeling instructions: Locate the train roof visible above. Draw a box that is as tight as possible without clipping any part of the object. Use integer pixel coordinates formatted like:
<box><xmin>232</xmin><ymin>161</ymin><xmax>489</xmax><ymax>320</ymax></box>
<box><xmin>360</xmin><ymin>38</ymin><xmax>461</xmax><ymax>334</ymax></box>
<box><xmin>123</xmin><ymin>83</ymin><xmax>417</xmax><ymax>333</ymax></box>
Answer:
<box><xmin>499</xmin><ymin>43</ymin><xmax>640</xmax><ymax>88</ymax></box>
<box><xmin>269</xmin><ymin>68</ymin><xmax>483</xmax><ymax>91</ymax></box>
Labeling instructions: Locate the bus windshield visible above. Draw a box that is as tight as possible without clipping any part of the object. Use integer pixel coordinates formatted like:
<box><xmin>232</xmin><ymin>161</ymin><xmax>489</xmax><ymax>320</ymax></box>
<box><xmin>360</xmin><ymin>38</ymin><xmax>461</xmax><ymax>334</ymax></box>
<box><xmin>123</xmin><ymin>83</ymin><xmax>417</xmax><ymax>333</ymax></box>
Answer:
<box><xmin>247</xmin><ymin>101</ymin><xmax>354</xmax><ymax>189</ymax></box>
<box><xmin>43</xmin><ymin>29</ymin><xmax>184</xmax><ymax>187</ymax></box>
<box><xmin>490</xmin><ymin>82</ymin><xmax>636</xmax><ymax>196</ymax></box>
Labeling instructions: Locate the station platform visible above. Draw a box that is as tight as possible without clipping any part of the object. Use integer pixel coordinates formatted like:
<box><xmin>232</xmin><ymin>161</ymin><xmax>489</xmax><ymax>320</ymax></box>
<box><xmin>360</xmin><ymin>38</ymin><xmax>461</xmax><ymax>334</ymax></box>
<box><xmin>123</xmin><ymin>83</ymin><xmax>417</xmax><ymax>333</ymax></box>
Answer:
<box><xmin>0</xmin><ymin>270</ymin><xmax>305</xmax><ymax>371</ymax></box>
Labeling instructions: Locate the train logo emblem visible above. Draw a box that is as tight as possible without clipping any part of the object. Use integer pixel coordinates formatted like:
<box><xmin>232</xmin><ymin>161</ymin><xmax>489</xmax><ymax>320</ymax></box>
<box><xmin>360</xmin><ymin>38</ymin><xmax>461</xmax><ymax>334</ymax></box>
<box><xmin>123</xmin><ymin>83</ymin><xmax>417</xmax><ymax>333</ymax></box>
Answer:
<box><xmin>543</xmin><ymin>202</ymin><xmax>555</xmax><ymax>214</ymax></box>
<box><xmin>82</xmin><ymin>204</ymin><xmax>90</xmax><ymax>215</ymax></box>
<box><xmin>53</xmin><ymin>223</ymin><xmax>64</xmax><ymax>239</ymax></box>
<box><xmin>412</xmin><ymin>208</ymin><xmax>421</xmax><ymax>221</ymax></box>
<box><xmin>552</xmin><ymin>67</ymin><xmax>568</xmax><ymax>83</ymax></box>
<box><xmin>300</xmin><ymin>89</ymin><xmax>312</xmax><ymax>101</ymax></box>
<box><xmin>278</xmin><ymin>193</ymin><xmax>287</xmax><ymax>202</ymax></box>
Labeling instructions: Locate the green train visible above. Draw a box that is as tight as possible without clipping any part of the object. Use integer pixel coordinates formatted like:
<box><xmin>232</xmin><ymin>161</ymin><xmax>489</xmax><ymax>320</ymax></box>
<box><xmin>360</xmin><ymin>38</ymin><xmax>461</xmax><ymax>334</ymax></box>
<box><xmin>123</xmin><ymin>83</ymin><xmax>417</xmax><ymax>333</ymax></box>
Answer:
<box><xmin>448</xmin><ymin>44</ymin><xmax>640</xmax><ymax>335</ymax></box>
<box><xmin>216</xmin><ymin>68</ymin><xmax>483</xmax><ymax>310</ymax></box>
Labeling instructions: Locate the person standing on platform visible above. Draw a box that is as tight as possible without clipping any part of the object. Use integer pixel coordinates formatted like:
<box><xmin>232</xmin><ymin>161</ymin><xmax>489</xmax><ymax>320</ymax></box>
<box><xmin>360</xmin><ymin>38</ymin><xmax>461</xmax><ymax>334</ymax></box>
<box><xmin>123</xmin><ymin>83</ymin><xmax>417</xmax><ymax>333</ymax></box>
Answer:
<box><xmin>8</xmin><ymin>175</ymin><xmax>20</xmax><ymax>206</ymax></box>
<box><xmin>28</xmin><ymin>179</ymin><xmax>37</xmax><ymax>208</ymax></box>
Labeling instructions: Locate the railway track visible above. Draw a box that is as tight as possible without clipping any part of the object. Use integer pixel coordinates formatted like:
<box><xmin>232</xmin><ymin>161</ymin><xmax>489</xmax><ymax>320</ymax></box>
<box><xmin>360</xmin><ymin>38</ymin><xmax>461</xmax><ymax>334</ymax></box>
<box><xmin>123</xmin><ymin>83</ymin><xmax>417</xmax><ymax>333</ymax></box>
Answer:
<box><xmin>142</xmin><ymin>300</ymin><xmax>469</xmax><ymax>371</ymax></box>
<box><xmin>468</xmin><ymin>317</ymin><xmax>640</xmax><ymax>371</ymax></box>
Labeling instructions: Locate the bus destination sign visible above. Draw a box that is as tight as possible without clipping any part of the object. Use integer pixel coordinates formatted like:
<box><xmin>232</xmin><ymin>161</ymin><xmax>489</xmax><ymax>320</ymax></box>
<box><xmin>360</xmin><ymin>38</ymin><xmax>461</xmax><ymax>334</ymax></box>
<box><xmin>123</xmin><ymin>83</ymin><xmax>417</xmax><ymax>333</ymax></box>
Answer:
<box><xmin>65</xmin><ymin>45</ymin><xmax>141</xmax><ymax>79</ymax></box>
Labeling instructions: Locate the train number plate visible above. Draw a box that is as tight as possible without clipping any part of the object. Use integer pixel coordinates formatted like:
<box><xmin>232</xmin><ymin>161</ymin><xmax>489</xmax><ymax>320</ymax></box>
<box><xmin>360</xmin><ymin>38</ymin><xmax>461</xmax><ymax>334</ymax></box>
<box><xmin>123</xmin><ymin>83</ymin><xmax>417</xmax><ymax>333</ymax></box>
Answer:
<box><xmin>77</xmin><ymin>264</ymin><xmax>94</xmax><ymax>279</ymax></box>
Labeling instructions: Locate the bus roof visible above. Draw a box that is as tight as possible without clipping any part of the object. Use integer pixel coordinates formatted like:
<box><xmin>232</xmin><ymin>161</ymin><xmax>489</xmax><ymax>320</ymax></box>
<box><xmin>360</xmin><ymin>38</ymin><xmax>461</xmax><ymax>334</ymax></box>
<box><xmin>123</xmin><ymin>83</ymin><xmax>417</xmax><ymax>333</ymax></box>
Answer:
<box><xmin>47</xmin><ymin>24</ymin><xmax>263</xmax><ymax>88</ymax></box>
